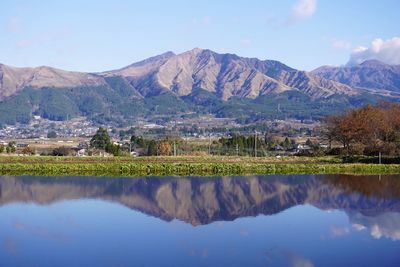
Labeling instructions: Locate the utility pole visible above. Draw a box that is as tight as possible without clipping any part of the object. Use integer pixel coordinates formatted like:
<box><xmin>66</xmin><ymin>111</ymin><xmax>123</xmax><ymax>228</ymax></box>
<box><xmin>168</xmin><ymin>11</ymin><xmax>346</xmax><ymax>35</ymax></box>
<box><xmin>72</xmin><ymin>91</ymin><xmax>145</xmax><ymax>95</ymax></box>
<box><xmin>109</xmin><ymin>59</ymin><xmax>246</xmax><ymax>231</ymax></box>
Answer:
<box><xmin>254</xmin><ymin>131</ymin><xmax>257</xmax><ymax>157</ymax></box>
<box><xmin>173</xmin><ymin>140</ymin><xmax>177</xmax><ymax>157</ymax></box>
<box><xmin>379</xmin><ymin>152</ymin><xmax>382</xmax><ymax>165</ymax></box>
<box><xmin>208</xmin><ymin>133</ymin><xmax>211</xmax><ymax>156</ymax></box>
<box><xmin>174</xmin><ymin>120</ymin><xmax>177</xmax><ymax>157</ymax></box>
<box><xmin>236</xmin><ymin>143</ymin><xmax>239</xmax><ymax>156</ymax></box>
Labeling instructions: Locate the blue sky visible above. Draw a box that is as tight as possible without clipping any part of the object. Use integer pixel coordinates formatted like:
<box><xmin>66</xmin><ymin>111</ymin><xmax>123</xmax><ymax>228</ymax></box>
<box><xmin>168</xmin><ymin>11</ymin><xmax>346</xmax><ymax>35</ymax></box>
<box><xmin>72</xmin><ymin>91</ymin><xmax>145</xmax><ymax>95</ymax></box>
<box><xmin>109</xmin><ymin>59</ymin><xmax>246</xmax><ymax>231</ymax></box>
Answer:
<box><xmin>1</xmin><ymin>0</ymin><xmax>399</xmax><ymax>72</ymax></box>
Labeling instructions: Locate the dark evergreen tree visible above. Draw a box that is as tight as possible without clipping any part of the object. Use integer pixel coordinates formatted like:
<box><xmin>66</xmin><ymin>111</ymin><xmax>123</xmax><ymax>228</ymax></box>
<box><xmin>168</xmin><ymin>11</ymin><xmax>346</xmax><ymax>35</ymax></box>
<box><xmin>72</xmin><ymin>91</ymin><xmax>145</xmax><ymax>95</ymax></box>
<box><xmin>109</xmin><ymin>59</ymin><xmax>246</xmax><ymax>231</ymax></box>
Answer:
<box><xmin>47</xmin><ymin>131</ymin><xmax>58</xmax><ymax>138</ymax></box>
<box><xmin>147</xmin><ymin>140</ymin><xmax>158</xmax><ymax>156</ymax></box>
<box><xmin>90</xmin><ymin>127</ymin><xmax>111</xmax><ymax>150</ymax></box>
<box><xmin>282</xmin><ymin>137</ymin><xmax>291</xmax><ymax>149</ymax></box>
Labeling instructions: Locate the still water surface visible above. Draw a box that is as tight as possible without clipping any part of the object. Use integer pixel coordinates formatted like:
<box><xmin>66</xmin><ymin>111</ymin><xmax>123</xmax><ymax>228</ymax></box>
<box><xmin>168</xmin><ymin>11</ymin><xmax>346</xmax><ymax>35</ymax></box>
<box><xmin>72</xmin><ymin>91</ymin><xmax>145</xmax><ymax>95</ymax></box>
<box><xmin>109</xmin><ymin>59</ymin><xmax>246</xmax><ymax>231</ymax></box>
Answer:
<box><xmin>0</xmin><ymin>174</ymin><xmax>400</xmax><ymax>267</ymax></box>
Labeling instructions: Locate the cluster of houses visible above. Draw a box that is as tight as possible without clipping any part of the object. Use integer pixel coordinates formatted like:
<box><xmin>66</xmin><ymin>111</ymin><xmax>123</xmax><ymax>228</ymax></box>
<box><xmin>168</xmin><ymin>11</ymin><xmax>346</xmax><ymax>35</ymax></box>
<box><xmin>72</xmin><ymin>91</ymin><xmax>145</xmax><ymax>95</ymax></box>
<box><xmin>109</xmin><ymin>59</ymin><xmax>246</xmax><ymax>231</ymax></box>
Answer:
<box><xmin>273</xmin><ymin>142</ymin><xmax>329</xmax><ymax>154</ymax></box>
<box><xmin>0</xmin><ymin>138</ymin><xmax>329</xmax><ymax>157</ymax></box>
<box><xmin>70</xmin><ymin>141</ymin><xmax>138</xmax><ymax>157</ymax></box>
<box><xmin>0</xmin><ymin>117</ymin><xmax>99</xmax><ymax>140</ymax></box>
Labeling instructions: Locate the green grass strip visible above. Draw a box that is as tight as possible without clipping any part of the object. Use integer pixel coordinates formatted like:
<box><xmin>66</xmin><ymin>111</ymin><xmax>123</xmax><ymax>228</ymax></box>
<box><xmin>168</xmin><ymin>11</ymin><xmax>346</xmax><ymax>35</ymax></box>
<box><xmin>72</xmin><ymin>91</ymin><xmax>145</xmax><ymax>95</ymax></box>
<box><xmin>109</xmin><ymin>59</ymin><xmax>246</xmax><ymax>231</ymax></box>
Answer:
<box><xmin>1</xmin><ymin>162</ymin><xmax>400</xmax><ymax>177</ymax></box>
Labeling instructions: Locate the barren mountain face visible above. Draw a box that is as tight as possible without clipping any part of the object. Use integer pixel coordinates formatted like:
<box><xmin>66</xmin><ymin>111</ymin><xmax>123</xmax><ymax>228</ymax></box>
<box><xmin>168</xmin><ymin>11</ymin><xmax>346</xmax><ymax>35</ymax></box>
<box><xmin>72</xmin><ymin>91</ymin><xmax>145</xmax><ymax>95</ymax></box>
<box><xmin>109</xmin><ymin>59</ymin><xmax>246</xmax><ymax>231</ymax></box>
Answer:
<box><xmin>0</xmin><ymin>49</ymin><xmax>391</xmax><ymax>102</ymax></box>
<box><xmin>312</xmin><ymin>60</ymin><xmax>400</xmax><ymax>93</ymax></box>
<box><xmin>0</xmin><ymin>49</ymin><xmax>398</xmax><ymax>125</ymax></box>
<box><xmin>103</xmin><ymin>48</ymin><xmax>357</xmax><ymax>100</ymax></box>
<box><xmin>0</xmin><ymin>64</ymin><xmax>106</xmax><ymax>100</ymax></box>
<box><xmin>2</xmin><ymin>49</ymin><xmax>399</xmax><ymax>102</ymax></box>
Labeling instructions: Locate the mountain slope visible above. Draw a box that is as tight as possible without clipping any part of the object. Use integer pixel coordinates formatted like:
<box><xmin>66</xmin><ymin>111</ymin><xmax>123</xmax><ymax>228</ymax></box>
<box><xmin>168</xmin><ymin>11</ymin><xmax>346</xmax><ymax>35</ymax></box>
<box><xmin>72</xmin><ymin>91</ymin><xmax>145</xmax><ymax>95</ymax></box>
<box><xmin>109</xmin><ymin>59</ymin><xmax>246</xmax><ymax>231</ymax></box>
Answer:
<box><xmin>0</xmin><ymin>64</ymin><xmax>106</xmax><ymax>101</ymax></box>
<box><xmin>0</xmin><ymin>49</ymin><xmax>398</xmax><ymax>125</ymax></box>
<box><xmin>105</xmin><ymin>48</ymin><xmax>357</xmax><ymax>100</ymax></box>
<box><xmin>312</xmin><ymin>60</ymin><xmax>400</xmax><ymax>93</ymax></box>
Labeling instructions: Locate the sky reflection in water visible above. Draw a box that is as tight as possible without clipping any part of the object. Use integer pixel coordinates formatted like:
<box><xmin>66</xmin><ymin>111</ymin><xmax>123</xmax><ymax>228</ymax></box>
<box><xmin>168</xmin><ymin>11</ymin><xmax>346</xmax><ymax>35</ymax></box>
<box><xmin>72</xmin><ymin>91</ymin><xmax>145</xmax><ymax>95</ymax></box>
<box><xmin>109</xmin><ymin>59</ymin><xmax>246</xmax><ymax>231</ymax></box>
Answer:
<box><xmin>0</xmin><ymin>174</ymin><xmax>400</xmax><ymax>267</ymax></box>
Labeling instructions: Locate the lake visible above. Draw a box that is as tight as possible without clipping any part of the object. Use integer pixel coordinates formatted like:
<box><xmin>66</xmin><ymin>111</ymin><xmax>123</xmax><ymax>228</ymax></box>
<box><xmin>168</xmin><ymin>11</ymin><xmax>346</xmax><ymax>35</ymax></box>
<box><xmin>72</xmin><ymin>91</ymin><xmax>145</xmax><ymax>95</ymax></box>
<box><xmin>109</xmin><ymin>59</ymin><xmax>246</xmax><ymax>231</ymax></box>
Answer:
<box><xmin>0</xmin><ymin>174</ymin><xmax>400</xmax><ymax>267</ymax></box>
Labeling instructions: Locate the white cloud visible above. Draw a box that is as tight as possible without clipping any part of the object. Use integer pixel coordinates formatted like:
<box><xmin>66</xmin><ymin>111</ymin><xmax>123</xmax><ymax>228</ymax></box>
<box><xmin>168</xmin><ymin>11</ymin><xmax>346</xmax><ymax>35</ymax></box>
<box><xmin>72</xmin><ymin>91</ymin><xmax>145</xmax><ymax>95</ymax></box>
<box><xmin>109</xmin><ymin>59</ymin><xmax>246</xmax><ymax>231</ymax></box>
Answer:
<box><xmin>349</xmin><ymin>211</ymin><xmax>400</xmax><ymax>241</ymax></box>
<box><xmin>347</xmin><ymin>37</ymin><xmax>400</xmax><ymax>66</ymax></box>
<box><xmin>352</xmin><ymin>223</ymin><xmax>366</xmax><ymax>231</ymax></box>
<box><xmin>289</xmin><ymin>253</ymin><xmax>315</xmax><ymax>267</ymax></box>
<box><xmin>292</xmin><ymin>0</ymin><xmax>317</xmax><ymax>19</ymax></box>
<box><xmin>330</xmin><ymin>225</ymin><xmax>350</xmax><ymax>238</ymax></box>
<box><xmin>332</xmin><ymin>39</ymin><xmax>351</xmax><ymax>50</ymax></box>
<box><xmin>353</xmin><ymin>46</ymin><xmax>368</xmax><ymax>53</ymax></box>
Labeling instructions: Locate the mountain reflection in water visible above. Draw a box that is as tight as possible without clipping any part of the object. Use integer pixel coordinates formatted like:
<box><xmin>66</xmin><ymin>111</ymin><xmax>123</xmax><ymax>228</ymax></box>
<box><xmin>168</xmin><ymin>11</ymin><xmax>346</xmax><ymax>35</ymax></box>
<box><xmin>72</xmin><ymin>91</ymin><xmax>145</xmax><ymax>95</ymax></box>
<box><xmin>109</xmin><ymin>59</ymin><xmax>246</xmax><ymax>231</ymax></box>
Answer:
<box><xmin>1</xmin><ymin>174</ymin><xmax>400</xmax><ymax>240</ymax></box>
<box><xmin>2</xmin><ymin>174</ymin><xmax>400</xmax><ymax>267</ymax></box>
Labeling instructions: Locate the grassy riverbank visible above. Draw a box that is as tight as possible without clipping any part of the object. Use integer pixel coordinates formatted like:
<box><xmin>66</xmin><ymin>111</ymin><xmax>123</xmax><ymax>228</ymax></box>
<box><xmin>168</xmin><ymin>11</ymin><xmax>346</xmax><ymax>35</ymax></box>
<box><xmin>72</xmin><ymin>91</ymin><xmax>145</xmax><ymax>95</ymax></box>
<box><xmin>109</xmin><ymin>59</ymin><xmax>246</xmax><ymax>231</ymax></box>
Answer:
<box><xmin>1</xmin><ymin>156</ymin><xmax>400</xmax><ymax>176</ymax></box>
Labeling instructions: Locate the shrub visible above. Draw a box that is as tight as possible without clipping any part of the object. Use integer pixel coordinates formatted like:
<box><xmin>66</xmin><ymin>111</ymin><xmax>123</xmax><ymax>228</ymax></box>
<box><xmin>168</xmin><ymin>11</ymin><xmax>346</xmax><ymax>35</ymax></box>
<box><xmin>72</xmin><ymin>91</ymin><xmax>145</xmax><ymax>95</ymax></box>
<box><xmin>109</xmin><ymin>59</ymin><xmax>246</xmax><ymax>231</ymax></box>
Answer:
<box><xmin>52</xmin><ymin>146</ymin><xmax>74</xmax><ymax>156</ymax></box>
<box><xmin>6</xmin><ymin>142</ymin><xmax>16</xmax><ymax>153</ymax></box>
<box><xmin>21</xmin><ymin>147</ymin><xmax>35</xmax><ymax>155</ymax></box>
<box><xmin>158</xmin><ymin>142</ymin><xmax>172</xmax><ymax>156</ymax></box>
<box><xmin>105</xmin><ymin>143</ymin><xmax>122</xmax><ymax>156</ymax></box>
<box><xmin>47</xmin><ymin>131</ymin><xmax>58</xmax><ymax>138</ymax></box>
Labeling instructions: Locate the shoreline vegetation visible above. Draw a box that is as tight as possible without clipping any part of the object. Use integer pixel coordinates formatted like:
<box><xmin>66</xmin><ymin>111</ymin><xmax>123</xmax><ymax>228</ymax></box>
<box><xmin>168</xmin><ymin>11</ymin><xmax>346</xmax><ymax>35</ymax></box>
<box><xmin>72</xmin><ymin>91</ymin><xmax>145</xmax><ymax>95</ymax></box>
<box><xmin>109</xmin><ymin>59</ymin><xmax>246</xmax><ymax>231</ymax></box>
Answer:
<box><xmin>1</xmin><ymin>156</ymin><xmax>400</xmax><ymax>176</ymax></box>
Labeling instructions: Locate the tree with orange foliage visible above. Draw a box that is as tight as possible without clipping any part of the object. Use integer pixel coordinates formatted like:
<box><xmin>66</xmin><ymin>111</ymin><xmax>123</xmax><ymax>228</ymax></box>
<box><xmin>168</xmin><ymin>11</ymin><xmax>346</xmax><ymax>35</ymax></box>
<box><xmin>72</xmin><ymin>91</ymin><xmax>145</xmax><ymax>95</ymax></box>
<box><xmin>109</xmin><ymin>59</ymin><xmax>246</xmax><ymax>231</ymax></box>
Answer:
<box><xmin>326</xmin><ymin>102</ymin><xmax>400</xmax><ymax>155</ymax></box>
<box><xmin>158</xmin><ymin>141</ymin><xmax>172</xmax><ymax>156</ymax></box>
<box><xmin>21</xmin><ymin>146</ymin><xmax>35</xmax><ymax>155</ymax></box>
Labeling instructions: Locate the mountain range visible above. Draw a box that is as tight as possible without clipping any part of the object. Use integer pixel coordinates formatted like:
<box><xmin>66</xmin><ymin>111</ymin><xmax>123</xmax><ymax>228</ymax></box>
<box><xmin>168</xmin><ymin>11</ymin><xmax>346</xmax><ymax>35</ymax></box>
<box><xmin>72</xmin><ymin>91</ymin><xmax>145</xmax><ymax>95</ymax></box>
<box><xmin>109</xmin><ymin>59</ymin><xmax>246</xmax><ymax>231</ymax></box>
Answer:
<box><xmin>1</xmin><ymin>175</ymin><xmax>400</xmax><ymax>240</ymax></box>
<box><xmin>1</xmin><ymin>48</ymin><xmax>399</xmax><ymax>125</ymax></box>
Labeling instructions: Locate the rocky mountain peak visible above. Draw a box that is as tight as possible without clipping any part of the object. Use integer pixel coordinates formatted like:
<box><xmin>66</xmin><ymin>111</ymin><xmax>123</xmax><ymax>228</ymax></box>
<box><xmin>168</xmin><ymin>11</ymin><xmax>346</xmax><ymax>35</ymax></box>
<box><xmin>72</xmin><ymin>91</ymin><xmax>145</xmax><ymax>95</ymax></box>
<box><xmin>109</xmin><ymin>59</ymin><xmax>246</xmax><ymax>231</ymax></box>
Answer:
<box><xmin>102</xmin><ymin>48</ymin><xmax>356</xmax><ymax>100</ymax></box>
<box><xmin>359</xmin><ymin>59</ymin><xmax>389</xmax><ymax>68</ymax></box>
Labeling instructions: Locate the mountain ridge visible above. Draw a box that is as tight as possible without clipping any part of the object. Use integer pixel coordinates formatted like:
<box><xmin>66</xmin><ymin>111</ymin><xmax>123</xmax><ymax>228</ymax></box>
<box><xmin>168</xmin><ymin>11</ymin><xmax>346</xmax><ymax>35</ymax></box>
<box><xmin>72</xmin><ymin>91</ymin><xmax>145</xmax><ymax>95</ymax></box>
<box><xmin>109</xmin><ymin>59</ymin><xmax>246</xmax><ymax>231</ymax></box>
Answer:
<box><xmin>104</xmin><ymin>48</ymin><xmax>357</xmax><ymax>100</ymax></box>
<box><xmin>1</xmin><ymin>175</ymin><xmax>399</xmax><ymax>229</ymax></box>
<box><xmin>312</xmin><ymin>59</ymin><xmax>400</xmax><ymax>93</ymax></box>
<box><xmin>0</xmin><ymin>49</ymin><xmax>399</xmax><ymax>125</ymax></box>
<box><xmin>0</xmin><ymin>63</ymin><xmax>106</xmax><ymax>100</ymax></box>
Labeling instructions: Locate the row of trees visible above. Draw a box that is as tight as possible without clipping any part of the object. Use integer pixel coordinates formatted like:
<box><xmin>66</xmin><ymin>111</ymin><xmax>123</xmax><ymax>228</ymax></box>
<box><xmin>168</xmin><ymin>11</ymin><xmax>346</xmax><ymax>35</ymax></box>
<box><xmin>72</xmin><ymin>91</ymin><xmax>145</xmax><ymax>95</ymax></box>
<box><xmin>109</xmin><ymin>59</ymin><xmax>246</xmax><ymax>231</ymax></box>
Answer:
<box><xmin>0</xmin><ymin>142</ymin><xmax>16</xmax><ymax>154</ymax></box>
<box><xmin>131</xmin><ymin>134</ymin><xmax>302</xmax><ymax>157</ymax></box>
<box><xmin>131</xmin><ymin>135</ymin><xmax>174</xmax><ymax>156</ymax></box>
<box><xmin>218</xmin><ymin>135</ymin><xmax>267</xmax><ymax>156</ymax></box>
<box><xmin>218</xmin><ymin>134</ymin><xmax>312</xmax><ymax>156</ymax></box>
<box><xmin>99</xmin><ymin>129</ymin><xmax>313</xmax><ymax>157</ymax></box>
<box><xmin>0</xmin><ymin>142</ymin><xmax>35</xmax><ymax>155</ymax></box>
<box><xmin>326</xmin><ymin>102</ymin><xmax>400</xmax><ymax>155</ymax></box>
<box><xmin>90</xmin><ymin>128</ymin><xmax>174</xmax><ymax>156</ymax></box>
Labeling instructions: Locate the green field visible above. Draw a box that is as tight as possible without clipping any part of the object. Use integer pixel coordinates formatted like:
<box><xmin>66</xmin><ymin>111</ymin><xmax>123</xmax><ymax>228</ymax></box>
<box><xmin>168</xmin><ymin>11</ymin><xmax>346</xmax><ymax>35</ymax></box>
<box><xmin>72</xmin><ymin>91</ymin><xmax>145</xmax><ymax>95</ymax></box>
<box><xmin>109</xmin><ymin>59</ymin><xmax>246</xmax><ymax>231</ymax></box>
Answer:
<box><xmin>0</xmin><ymin>156</ymin><xmax>400</xmax><ymax>176</ymax></box>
